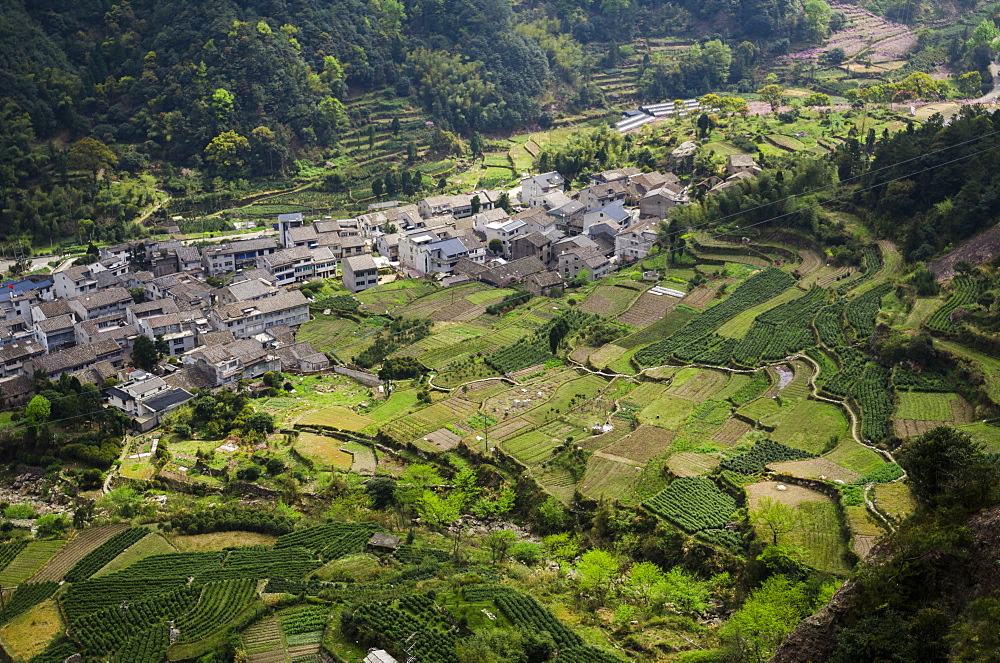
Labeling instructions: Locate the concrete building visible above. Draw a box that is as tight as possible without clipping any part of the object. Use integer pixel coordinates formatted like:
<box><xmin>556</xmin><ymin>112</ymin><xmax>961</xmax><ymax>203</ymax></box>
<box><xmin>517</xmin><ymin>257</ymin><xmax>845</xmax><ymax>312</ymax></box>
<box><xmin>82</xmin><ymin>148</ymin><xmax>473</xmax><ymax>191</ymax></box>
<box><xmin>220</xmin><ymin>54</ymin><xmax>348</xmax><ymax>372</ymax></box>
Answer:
<box><xmin>53</xmin><ymin>266</ymin><xmax>99</xmax><ymax>300</ymax></box>
<box><xmin>210</xmin><ymin>290</ymin><xmax>310</xmax><ymax>339</ymax></box>
<box><xmin>342</xmin><ymin>255</ymin><xmax>380</xmax><ymax>293</ymax></box>
<box><xmin>201</xmin><ymin>237</ymin><xmax>279</xmax><ymax>275</ymax></box>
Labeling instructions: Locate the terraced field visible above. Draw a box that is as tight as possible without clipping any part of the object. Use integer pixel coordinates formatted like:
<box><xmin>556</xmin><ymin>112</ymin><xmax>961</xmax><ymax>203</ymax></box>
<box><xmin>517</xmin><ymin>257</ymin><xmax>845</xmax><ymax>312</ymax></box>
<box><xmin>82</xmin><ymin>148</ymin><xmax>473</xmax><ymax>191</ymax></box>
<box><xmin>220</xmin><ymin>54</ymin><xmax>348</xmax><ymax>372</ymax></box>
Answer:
<box><xmin>30</xmin><ymin>524</ymin><xmax>129</xmax><ymax>582</ymax></box>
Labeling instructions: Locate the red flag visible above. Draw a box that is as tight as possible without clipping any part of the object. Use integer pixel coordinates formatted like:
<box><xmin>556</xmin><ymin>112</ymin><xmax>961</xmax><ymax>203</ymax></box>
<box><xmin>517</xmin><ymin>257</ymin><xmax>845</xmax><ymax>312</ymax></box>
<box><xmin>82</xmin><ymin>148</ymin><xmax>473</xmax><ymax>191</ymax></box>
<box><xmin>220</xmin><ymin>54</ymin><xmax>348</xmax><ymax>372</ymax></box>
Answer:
<box><xmin>7</xmin><ymin>285</ymin><xmax>12</xmax><ymax>290</ymax></box>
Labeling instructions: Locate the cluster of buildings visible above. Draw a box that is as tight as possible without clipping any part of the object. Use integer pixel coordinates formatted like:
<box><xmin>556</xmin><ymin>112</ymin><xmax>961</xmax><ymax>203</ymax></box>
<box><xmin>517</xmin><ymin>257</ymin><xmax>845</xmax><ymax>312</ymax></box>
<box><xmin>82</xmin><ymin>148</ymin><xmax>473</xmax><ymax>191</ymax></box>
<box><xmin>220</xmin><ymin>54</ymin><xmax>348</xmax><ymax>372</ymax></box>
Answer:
<box><xmin>0</xmin><ymin>151</ymin><xmax>762</xmax><ymax>430</ymax></box>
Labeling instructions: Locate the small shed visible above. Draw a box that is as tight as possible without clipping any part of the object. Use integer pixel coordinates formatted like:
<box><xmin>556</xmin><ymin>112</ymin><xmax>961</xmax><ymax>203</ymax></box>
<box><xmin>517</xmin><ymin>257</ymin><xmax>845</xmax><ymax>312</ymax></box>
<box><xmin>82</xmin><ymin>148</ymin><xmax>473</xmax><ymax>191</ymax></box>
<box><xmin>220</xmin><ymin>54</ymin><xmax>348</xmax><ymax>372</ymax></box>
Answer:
<box><xmin>365</xmin><ymin>650</ymin><xmax>399</xmax><ymax>663</ymax></box>
<box><xmin>367</xmin><ymin>533</ymin><xmax>402</xmax><ymax>552</ymax></box>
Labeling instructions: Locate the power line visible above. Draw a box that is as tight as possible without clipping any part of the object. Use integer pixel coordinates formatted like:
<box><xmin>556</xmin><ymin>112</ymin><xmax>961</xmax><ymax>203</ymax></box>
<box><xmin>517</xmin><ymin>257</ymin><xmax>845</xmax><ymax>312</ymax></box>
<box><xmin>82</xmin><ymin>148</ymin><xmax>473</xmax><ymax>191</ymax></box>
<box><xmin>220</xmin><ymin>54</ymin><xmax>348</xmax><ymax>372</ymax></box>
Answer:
<box><xmin>658</xmin><ymin>122</ymin><xmax>1000</xmax><ymax>239</ymax></box>
<box><xmin>703</xmin><ymin>140</ymin><xmax>1000</xmax><ymax>240</ymax></box>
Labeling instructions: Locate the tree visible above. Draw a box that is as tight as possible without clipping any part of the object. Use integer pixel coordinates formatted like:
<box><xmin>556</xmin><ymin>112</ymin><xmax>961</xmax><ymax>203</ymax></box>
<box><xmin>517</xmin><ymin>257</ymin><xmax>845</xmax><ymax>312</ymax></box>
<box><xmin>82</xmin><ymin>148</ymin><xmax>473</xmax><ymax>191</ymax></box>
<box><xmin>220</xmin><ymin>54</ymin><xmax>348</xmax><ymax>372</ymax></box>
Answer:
<box><xmin>366</xmin><ymin>125</ymin><xmax>376</xmax><ymax>151</ymax></box>
<box><xmin>803</xmin><ymin>0</ymin><xmax>832</xmax><ymax>40</ymax></box>
<box><xmin>68</xmin><ymin>137</ymin><xmax>118</xmax><ymax>181</ymax></box>
<box><xmin>132</xmin><ymin>335</ymin><xmax>160</xmax><ymax>371</ymax></box>
<box><xmin>757</xmin><ymin>84</ymin><xmax>785</xmax><ymax>111</ymax></box>
<box><xmin>496</xmin><ymin>191</ymin><xmax>513</xmax><ymax>214</ymax></box>
<box><xmin>470</xmin><ymin>195</ymin><xmax>481</xmax><ymax>215</ymax></box>
<box><xmin>897</xmin><ymin>426</ymin><xmax>999</xmax><ymax>510</ymax></box>
<box><xmin>99</xmin><ymin>486</ymin><xmax>150</xmax><ymax>519</ymax></box>
<box><xmin>406</xmin><ymin>141</ymin><xmax>418</xmax><ymax>164</ymax></box>
<box><xmin>720</xmin><ymin>575</ymin><xmax>813</xmax><ymax>663</ymax></box>
<box><xmin>204</xmin><ymin>131</ymin><xmax>250</xmax><ymax>179</ymax></box>
<box><xmin>575</xmin><ymin>549</ymin><xmax>619</xmax><ymax>603</ymax></box>
<box><xmin>484</xmin><ymin>529</ymin><xmax>518</xmax><ymax>564</ymax></box>
<box><xmin>35</xmin><ymin>513</ymin><xmax>69</xmax><ymax>538</ymax></box>
<box><xmin>489</xmin><ymin>239</ymin><xmax>504</xmax><ymax>255</ymax></box>
<box><xmin>365</xmin><ymin>477</ymin><xmax>397</xmax><ymax>509</ymax></box>
<box><xmin>750</xmin><ymin>497</ymin><xmax>799</xmax><ymax>545</ymax></box>
<box><xmin>803</xmin><ymin>92</ymin><xmax>831</xmax><ymax>107</ymax></box>
<box><xmin>372</xmin><ymin>177</ymin><xmax>384</xmax><ymax>197</ymax></box>
<box><xmin>25</xmin><ymin>395</ymin><xmax>51</xmax><ymax>428</ymax></box>
<box><xmin>243</xmin><ymin>412</ymin><xmax>274</xmax><ymax>433</ymax></box>
<box><xmin>211</xmin><ymin>88</ymin><xmax>235</xmax><ymax>122</ymax></box>
<box><xmin>470</xmin><ymin>131</ymin><xmax>485</xmax><ymax>157</ymax></box>
<box><xmin>390</xmin><ymin>117</ymin><xmax>401</xmax><ymax>136</ymax></box>
<box><xmin>954</xmin><ymin>260</ymin><xmax>973</xmax><ymax>275</ymax></box>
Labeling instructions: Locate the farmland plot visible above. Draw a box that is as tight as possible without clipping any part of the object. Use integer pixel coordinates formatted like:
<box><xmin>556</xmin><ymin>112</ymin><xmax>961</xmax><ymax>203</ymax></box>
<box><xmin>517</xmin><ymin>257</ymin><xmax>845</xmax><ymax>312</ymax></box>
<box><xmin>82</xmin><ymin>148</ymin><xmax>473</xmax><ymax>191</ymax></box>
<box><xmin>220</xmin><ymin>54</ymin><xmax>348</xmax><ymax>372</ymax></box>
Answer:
<box><xmin>616</xmin><ymin>290</ymin><xmax>681</xmax><ymax>328</ymax></box>
<box><xmin>823</xmin><ymin>439</ymin><xmax>885</xmax><ymax>476</ymax></box>
<box><xmin>298</xmin><ymin>406</ymin><xmax>374</xmax><ymax>432</ymax></box>
<box><xmin>29</xmin><ymin>524</ymin><xmax>128</xmax><ymax>582</ymax></box>
<box><xmin>710</xmin><ymin>418</ymin><xmax>752</xmax><ymax>446</ymax></box>
<box><xmin>0</xmin><ymin>541</ymin><xmax>66</xmax><ymax>586</ymax></box>
<box><xmin>746</xmin><ymin>482</ymin><xmax>851</xmax><ymax>575</ymax></box>
<box><xmin>844</xmin><ymin>506</ymin><xmax>881</xmax><ymax>559</ymax></box>
<box><xmin>768</xmin><ymin>457</ymin><xmax>861</xmax><ymax>483</ymax></box>
<box><xmin>667</xmin><ymin>368</ymin><xmax>728</xmax><ymax>401</ymax></box>
<box><xmin>667</xmin><ymin>452</ymin><xmax>720</xmax><ymax>477</ymax></box>
<box><xmin>892</xmin><ymin>392</ymin><xmax>974</xmax><ymax>438</ymax></box>
<box><xmin>579</xmin><ymin>456</ymin><xmax>642</xmax><ymax>499</ymax></box>
<box><xmin>770</xmin><ymin>401</ymin><xmax>848</xmax><ymax>454</ymax></box>
<box><xmin>580</xmin><ymin>284</ymin><xmax>644</xmax><ymax>317</ymax></box>
<box><xmin>294</xmin><ymin>432</ymin><xmax>355</xmax><ymax>470</ymax></box>
<box><xmin>600</xmin><ymin>426</ymin><xmax>674</xmax><ymax>463</ymax></box>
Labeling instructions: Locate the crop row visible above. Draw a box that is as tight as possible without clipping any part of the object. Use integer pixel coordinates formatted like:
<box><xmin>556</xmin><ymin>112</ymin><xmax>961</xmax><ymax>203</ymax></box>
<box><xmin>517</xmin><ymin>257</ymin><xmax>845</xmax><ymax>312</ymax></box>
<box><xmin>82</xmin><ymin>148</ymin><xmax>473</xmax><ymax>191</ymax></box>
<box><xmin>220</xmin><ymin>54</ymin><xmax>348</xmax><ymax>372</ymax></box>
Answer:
<box><xmin>635</xmin><ymin>268</ymin><xmax>796</xmax><ymax>365</ymax></box>
<box><xmin>696</xmin><ymin>528</ymin><xmax>744</xmax><ymax>551</ymax></box>
<box><xmin>70</xmin><ymin>585</ymin><xmax>198</xmax><ymax>653</ymax></box>
<box><xmin>280</xmin><ymin>605</ymin><xmax>329</xmax><ymax>635</ymax></box>
<box><xmin>0</xmin><ymin>581</ymin><xmax>58</xmax><ymax>624</ymax></box>
<box><xmin>64</xmin><ymin>527</ymin><xmax>150</xmax><ymax>583</ymax></box>
<box><xmin>926</xmin><ymin>277</ymin><xmax>980</xmax><ymax>331</ymax></box>
<box><xmin>822</xmin><ymin>346</ymin><xmax>866</xmax><ymax>397</ymax></box>
<box><xmin>0</xmin><ymin>541</ymin><xmax>27</xmax><ymax>573</ymax></box>
<box><xmin>62</xmin><ymin>577</ymin><xmax>188</xmax><ymax>622</ymax></box>
<box><xmin>854</xmin><ymin>362</ymin><xmax>892</xmax><ymax>444</ymax></box>
<box><xmin>891</xmin><ymin>367</ymin><xmax>952</xmax><ymax>392</ymax></box>
<box><xmin>643</xmin><ymin>477</ymin><xmax>738</xmax><ymax>532</ymax></box>
<box><xmin>348</xmin><ymin>601</ymin><xmax>459</xmax><ymax>663</ymax></box>
<box><xmin>492</xmin><ymin>590</ymin><xmax>583</xmax><ymax>649</ymax></box>
<box><xmin>275</xmin><ymin>522</ymin><xmax>381</xmax><ymax>553</ymax></box>
<box><xmin>814</xmin><ymin>301</ymin><xmax>847</xmax><ymax>347</ymax></box>
<box><xmin>719</xmin><ymin>439</ymin><xmax>814</xmax><ymax>475</ymax></box>
<box><xmin>393</xmin><ymin>545</ymin><xmax>451</xmax><ymax>564</ymax></box>
<box><xmin>856</xmin><ymin>462</ymin><xmax>904</xmax><ymax>484</ymax></box>
<box><xmin>837</xmin><ymin>245</ymin><xmax>883</xmax><ymax>295</ymax></box>
<box><xmin>485</xmin><ymin>340</ymin><xmax>552</xmax><ymax>373</ymax></box>
<box><xmin>112</xmin><ymin>623</ymin><xmax>169</xmax><ymax>663</ymax></box>
<box><xmin>845</xmin><ymin>282</ymin><xmax>892</xmax><ymax>339</ymax></box>
<box><xmin>177</xmin><ymin>578</ymin><xmax>258</xmax><ymax>642</ymax></box>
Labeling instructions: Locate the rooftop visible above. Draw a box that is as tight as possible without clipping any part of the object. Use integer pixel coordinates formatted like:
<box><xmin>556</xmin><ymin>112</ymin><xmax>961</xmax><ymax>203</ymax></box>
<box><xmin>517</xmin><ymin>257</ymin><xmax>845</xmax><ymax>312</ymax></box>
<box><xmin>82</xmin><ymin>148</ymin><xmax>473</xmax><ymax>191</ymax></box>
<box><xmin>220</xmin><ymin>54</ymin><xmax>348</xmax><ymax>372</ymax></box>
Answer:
<box><xmin>343</xmin><ymin>254</ymin><xmax>378</xmax><ymax>272</ymax></box>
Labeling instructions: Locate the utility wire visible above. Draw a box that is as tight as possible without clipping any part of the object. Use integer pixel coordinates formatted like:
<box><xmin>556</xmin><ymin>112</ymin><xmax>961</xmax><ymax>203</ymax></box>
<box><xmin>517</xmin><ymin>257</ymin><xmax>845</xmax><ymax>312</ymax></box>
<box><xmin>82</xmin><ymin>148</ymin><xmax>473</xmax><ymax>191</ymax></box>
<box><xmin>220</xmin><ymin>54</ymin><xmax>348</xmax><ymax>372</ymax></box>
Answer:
<box><xmin>657</xmin><ymin>122</ymin><xmax>1000</xmax><ymax>239</ymax></box>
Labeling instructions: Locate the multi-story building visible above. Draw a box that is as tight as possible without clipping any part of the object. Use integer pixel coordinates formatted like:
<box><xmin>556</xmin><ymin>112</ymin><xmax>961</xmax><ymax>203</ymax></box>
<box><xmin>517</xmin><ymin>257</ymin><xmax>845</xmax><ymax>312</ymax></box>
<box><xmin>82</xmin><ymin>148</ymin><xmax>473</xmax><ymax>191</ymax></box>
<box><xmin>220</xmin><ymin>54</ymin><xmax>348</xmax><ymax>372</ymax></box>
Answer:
<box><xmin>342</xmin><ymin>255</ymin><xmax>380</xmax><ymax>293</ymax></box>
<box><xmin>201</xmin><ymin>237</ymin><xmax>279</xmax><ymax>275</ymax></box>
<box><xmin>615</xmin><ymin>217</ymin><xmax>659</xmax><ymax>263</ymax></box>
<box><xmin>53</xmin><ymin>265</ymin><xmax>99</xmax><ymax>300</ymax></box>
<box><xmin>67</xmin><ymin>287</ymin><xmax>133</xmax><ymax>320</ymax></box>
<box><xmin>210</xmin><ymin>290</ymin><xmax>309</xmax><ymax>339</ymax></box>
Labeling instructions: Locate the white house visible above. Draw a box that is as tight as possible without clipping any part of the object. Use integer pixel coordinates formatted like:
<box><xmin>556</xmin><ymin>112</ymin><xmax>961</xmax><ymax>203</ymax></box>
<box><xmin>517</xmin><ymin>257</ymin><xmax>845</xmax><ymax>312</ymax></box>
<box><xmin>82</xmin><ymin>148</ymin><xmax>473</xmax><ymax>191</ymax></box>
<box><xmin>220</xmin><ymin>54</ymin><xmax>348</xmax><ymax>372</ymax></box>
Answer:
<box><xmin>520</xmin><ymin>172</ymin><xmax>565</xmax><ymax>206</ymax></box>
<box><xmin>616</xmin><ymin>217</ymin><xmax>659</xmax><ymax>262</ymax></box>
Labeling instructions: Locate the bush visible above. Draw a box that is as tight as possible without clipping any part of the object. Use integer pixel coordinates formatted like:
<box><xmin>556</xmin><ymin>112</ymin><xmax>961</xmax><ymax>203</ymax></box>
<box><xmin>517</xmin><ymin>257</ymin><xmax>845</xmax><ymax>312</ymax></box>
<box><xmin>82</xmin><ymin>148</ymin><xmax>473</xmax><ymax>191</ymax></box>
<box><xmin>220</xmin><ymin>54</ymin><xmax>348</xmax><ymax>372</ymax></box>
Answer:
<box><xmin>4</xmin><ymin>504</ymin><xmax>35</xmax><ymax>519</ymax></box>
<box><xmin>510</xmin><ymin>542</ymin><xmax>542</xmax><ymax>565</ymax></box>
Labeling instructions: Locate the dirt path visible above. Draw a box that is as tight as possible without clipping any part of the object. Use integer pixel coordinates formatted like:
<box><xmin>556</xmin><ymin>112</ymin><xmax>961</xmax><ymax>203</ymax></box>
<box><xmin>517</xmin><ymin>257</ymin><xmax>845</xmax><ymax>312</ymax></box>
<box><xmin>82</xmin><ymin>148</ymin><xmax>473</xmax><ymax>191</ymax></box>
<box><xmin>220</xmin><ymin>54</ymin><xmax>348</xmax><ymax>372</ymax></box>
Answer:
<box><xmin>971</xmin><ymin>62</ymin><xmax>1000</xmax><ymax>104</ymax></box>
<box><xmin>595</xmin><ymin>451</ymin><xmax>642</xmax><ymax>466</ymax></box>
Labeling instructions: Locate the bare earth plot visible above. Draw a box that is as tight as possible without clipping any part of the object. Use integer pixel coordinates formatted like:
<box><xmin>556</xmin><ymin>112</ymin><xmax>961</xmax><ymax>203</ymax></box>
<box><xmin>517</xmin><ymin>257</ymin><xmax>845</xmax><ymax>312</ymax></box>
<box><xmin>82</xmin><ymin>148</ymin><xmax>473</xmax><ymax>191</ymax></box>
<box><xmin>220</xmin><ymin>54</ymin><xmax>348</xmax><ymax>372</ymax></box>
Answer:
<box><xmin>796</xmin><ymin>249</ymin><xmax>824</xmax><ymax>275</ymax></box>
<box><xmin>617</xmin><ymin>290</ymin><xmax>680</xmax><ymax>328</ymax></box>
<box><xmin>844</xmin><ymin>505</ymin><xmax>882</xmax><ymax>559</ymax></box>
<box><xmin>681</xmin><ymin>281</ymin><xmax>728</xmax><ymax>308</ymax></box>
<box><xmin>768</xmin><ymin>458</ymin><xmax>861</xmax><ymax>483</ymax></box>
<box><xmin>711</xmin><ymin>418</ymin><xmax>752</xmax><ymax>446</ymax></box>
<box><xmin>667</xmin><ymin>368</ymin><xmax>728</xmax><ymax>401</ymax></box>
<box><xmin>422</xmin><ymin>428</ymin><xmax>462</xmax><ymax>452</ymax></box>
<box><xmin>579</xmin><ymin>456</ymin><xmax>642</xmax><ymax>500</ymax></box>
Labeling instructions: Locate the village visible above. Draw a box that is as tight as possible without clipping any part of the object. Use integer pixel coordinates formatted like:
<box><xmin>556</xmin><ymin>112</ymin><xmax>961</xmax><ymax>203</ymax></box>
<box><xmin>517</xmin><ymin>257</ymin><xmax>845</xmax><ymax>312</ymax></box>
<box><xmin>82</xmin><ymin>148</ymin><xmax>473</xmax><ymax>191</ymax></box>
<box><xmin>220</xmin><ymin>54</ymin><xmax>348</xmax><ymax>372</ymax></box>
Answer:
<box><xmin>0</xmin><ymin>149</ymin><xmax>763</xmax><ymax>432</ymax></box>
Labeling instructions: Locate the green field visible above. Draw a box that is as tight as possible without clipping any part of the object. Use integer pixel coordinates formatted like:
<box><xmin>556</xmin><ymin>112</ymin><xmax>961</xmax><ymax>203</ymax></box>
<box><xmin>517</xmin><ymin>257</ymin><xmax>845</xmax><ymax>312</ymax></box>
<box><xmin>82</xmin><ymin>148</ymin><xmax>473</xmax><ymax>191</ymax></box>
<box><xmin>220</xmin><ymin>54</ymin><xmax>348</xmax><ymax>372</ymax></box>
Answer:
<box><xmin>934</xmin><ymin>340</ymin><xmax>1000</xmax><ymax>402</ymax></box>
<box><xmin>639</xmin><ymin>395</ymin><xmax>700</xmax><ymax>429</ymax></box>
<box><xmin>770</xmin><ymin>401</ymin><xmax>849</xmax><ymax>454</ymax></box>
<box><xmin>893</xmin><ymin>392</ymin><xmax>957</xmax><ymax>421</ymax></box>
<box><xmin>716</xmin><ymin>287</ymin><xmax>805</xmax><ymax>339</ymax></box>
<box><xmin>0</xmin><ymin>540</ymin><xmax>66</xmax><ymax>586</ymax></box>
<box><xmin>823</xmin><ymin>439</ymin><xmax>885</xmax><ymax>476</ymax></box>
